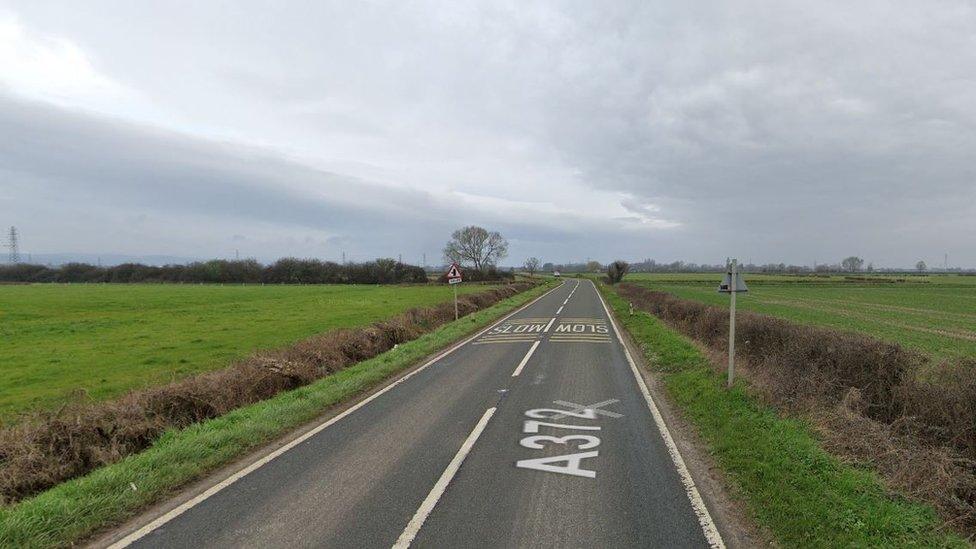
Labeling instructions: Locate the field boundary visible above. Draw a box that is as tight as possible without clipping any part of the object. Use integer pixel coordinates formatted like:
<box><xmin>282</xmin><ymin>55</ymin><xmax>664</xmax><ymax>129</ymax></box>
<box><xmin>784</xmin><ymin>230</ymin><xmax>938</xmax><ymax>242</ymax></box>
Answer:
<box><xmin>0</xmin><ymin>282</ymin><xmax>557</xmax><ymax>548</ymax></box>
<box><xmin>598</xmin><ymin>282</ymin><xmax>967</xmax><ymax>547</ymax></box>
<box><xmin>626</xmin><ymin>274</ymin><xmax>976</xmax><ymax>360</ymax></box>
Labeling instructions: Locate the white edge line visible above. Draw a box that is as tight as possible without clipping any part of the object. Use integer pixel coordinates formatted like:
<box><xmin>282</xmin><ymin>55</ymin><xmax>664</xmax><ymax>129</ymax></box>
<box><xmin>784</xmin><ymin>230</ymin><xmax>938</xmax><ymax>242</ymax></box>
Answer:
<box><xmin>109</xmin><ymin>283</ymin><xmax>563</xmax><ymax>548</ymax></box>
<box><xmin>542</xmin><ymin>317</ymin><xmax>556</xmax><ymax>332</ymax></box>
<box><xmin>511</xmin><ymin>340</ymin><xmax>540</xmax><ymax>377</ymax></box>
<box><xmin>392</xmin><ymin>407</ymin><xmax>497</xmax><ymax>548</ymax></box>
<box><xmin>592</xmin><ymin>280</ymin><xmax>726</xmax><ymax>549</ymax></box>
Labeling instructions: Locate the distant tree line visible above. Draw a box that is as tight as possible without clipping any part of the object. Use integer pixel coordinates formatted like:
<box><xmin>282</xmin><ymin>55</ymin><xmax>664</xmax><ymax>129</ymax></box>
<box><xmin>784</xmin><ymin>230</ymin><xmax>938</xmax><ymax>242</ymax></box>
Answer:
<box><xmin>0</xmin><ymin>258</ymin><xmax>434</xmax><ymax>284</ymax></box>
<box><xmin>541</xmin><ymin>257</ymin><xmax>974</xmax><ymax>275</ymax></box>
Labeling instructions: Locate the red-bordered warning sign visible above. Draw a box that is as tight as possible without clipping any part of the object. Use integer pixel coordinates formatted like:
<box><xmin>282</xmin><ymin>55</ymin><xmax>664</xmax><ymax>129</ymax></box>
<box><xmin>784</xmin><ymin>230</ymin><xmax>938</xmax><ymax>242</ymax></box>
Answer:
<box><xmin>446</xmin><ymin>263</ymin><xmax>462</xmax><ymax>284</ymax></box>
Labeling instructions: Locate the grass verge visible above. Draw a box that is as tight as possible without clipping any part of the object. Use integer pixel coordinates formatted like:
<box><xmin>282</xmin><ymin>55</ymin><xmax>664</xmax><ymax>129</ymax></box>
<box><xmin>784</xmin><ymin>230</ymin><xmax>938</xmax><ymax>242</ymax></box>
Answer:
<box><xmin>599</xmin><ymin>282</ymin><xmax>966</xmax><ymax>548</ymax></box>
<box><xmin>0</xmin><ymin>282</ymin><xmax>553</xmax><ymax>548</ymax></box>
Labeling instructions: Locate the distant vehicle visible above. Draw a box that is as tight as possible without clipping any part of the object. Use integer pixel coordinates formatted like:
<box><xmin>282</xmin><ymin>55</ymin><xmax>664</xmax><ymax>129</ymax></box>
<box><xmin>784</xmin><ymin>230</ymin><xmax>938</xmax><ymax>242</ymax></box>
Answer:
<box><xmin>553</xmin><ymin>271</ymin><xmax>561</xmax><ymax>277</ymax></box>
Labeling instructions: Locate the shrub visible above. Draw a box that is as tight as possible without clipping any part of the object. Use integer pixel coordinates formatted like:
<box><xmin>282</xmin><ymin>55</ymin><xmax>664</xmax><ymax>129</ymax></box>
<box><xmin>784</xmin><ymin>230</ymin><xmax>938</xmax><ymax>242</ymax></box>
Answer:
<box><xmin>606</xmin><ymin>260</ymin><xmax>629</xmax><ymax>284</ymax></box>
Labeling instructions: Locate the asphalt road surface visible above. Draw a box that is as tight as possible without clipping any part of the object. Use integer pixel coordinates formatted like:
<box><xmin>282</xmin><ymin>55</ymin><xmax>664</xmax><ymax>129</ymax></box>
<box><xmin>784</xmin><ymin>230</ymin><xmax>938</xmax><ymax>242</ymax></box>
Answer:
<box><xmin>113</xmin><ymin>280</ymin><xmax>724</xmax><ymax>549</ymax></box>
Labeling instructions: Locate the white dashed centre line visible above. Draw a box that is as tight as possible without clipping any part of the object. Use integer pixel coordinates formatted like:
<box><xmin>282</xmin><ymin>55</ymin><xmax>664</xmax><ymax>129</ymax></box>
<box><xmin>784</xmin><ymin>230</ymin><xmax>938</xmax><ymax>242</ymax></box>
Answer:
<box><xmin>511</xmin><ymin>341</ymin><xmax>540</xmax><ymax>377</ymax></box>
<box><xmin>393</xmin><ymin>407</ymin><xmax>497</xmax><ymax>548</ymax></box>
<box><xmin>543</xmin><ymin>317</ymin><xmax>556</xmax><ymax>332</ymax></box>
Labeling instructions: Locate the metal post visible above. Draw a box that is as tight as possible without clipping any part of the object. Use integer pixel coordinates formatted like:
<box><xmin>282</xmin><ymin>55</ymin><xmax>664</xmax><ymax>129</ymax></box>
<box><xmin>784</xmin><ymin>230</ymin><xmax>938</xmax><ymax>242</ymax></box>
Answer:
<box><xmin>727</xmin><ymin>259</ymin><xmax>737</xmax><ymax>388</ymax></box>
<box><xmin>454</xmin><ymin>284</ymin><xmax>458</xmax><ymax>321</ymax></box>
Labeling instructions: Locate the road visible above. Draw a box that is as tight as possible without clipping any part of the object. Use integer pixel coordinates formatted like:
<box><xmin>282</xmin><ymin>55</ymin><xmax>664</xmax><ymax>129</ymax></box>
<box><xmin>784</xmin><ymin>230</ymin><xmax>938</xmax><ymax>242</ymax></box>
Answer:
<box><xmin>111</xmin><ymin>280</ymin><xmax>724</xmax><ymax>548</ymax></box>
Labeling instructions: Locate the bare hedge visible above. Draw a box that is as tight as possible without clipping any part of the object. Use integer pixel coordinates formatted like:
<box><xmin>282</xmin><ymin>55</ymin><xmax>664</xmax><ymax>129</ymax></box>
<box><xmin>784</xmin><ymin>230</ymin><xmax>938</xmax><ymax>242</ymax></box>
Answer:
<box><xmin>617</xmin><ymin>283</ymin><xmax>976</xmax><ymax>531</ymax></box>
<box><xmin>0</xmin><ymin>282</ymin><xmax>534</xmax><ymax>504</ymax></box>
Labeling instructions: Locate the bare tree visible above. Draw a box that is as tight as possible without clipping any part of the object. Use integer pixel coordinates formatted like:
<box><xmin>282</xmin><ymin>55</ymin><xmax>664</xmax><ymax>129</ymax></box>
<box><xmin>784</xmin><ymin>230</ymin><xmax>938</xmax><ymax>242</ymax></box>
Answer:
<box><xmin>607</xmin><ymin>260</ymin><xmax>629</xmax><ymax>284</ymax></box>
<box><xmin>916</xmin><ymin>260</ymin><xmax>927</xmax><ymax>272</ymax></box>
<box><xmin>443</xmin><ymin>226</ymin><xmax>508</xmax><ymax>271</ymax></box>
<box><xmin>523</xmin><ymin>257</ymin><xmax>540</xmax><ymax>276</ymax></box>
<box><xmin>841</xmin><ymin>256</ymin><xmax>864</xmax><ymax>273</ymax></box>
<box><xmin>586</xmin><ymin>260</ymin><xmax>602</xmax><ymax>273</ymax></box>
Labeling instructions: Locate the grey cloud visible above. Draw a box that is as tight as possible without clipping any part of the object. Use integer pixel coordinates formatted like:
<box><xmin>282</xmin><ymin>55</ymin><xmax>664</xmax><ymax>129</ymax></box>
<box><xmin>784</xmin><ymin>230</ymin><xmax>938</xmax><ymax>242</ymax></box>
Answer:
<box><xmin>2</xmin><ymin>1</ymin><xmax>975</xmax><ymax>267</ymax></box>
<box><xmin>0</xmin><ymin>94</ymin><xmax>663</xmax><ymax>263</ymax></box>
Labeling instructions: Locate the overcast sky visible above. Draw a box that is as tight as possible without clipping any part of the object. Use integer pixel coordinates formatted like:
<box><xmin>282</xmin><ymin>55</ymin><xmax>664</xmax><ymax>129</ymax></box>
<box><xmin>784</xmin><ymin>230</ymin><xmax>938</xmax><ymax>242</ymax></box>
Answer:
<box><xmin>1</xmin><ymin>1</ymin><xmax>974</xmax><ymax>268</ymax></box>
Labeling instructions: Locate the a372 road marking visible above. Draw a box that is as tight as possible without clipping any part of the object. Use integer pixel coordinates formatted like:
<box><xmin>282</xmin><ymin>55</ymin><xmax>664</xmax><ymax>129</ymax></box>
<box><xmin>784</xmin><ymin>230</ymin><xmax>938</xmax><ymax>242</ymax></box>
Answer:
<box><xmin>515</xmin><ymin>400</ymin><xmax>619</xmax><ymax>478</ymax></box>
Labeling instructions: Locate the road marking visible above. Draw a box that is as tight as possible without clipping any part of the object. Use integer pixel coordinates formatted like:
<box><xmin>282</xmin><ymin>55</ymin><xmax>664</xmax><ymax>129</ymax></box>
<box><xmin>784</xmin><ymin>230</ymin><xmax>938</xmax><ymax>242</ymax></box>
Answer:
<box><xmin>553</xmin><ymin>322</ymin><xmax>609</xmax><ymax>334</ymax></box>
<box><xmin>543</xmin><ymin>317</ymin><xmax>556</xmax><ymax>332</ymax></box>
<box><xmin>550</xmin><ymin>399</ymin><xmax>622</xmax><ymax>420</ymax></box>
<box><xmin>511</xmin><ymin>341</ymin><xmax>540</xmax><ymax>377</ymax></box>
<box><xmin>478</xmin><ymin>334</ymin><xmax>540</xmax><ymax>340</ymax></box>
<box><xmin>555</xmin><ymin>306</ymin><xmax>563</xmax><ymax>314</ymax></box>
<box><xmin>486</xmin><ymin>321</ymin><xmax>548</xmax><ymax>334</ymax></box>
<box><xmin>393</xmin><ymin>407</ymin><xmax>496</xmax><ymax>548</ymax></box>
<box><xmin>558</xmin><ymin>317</ymin><xmax>606</xmax><ymax>323</ymax></box>
<box><xmin>472</xmin><ymin>339</ymin><xmax>538</xmax><ymax>345</ymax></box>
<box><xmin>107</xmin><ymin>283</ymin><xmax>564</xmax><ymax>548</ymax></box>
<box><xmin>515</xmin><ymin>400</ymin><xmax>612</xmax><ymax>478</ymax></box>
<box><xmin>592</xmin><ymin>280</ymin><xmax>725</xmax><ymax>549</ymax></box>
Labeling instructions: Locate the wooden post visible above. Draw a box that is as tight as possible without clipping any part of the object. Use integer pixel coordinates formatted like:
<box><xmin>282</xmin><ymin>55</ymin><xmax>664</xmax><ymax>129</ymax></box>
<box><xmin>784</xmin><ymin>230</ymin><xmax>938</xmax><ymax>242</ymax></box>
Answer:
<box><xmin>454</xmin><ymin>284</ymin><xmax>458</xmax><ymax>321</ymax></box>
<box><xmin>727</xmin><ymin>259</ymin><xmax>737</xmax><ymax>388</ymax></box>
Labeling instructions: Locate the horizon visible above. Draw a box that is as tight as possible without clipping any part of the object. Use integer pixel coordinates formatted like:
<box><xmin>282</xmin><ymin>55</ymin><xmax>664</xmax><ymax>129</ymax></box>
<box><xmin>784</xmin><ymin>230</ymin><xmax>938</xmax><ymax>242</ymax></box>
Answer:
<box><xmin>3</xmin><ymin>250</ymin><xmax>970</xmax><ymax>272</ymax></box>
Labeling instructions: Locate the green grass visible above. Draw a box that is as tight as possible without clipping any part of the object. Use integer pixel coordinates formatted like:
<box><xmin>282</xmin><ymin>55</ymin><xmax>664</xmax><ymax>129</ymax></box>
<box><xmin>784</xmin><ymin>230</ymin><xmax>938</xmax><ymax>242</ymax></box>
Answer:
<box><xmin>625</xmin><ymin>273</ymin><xmax>976</xmax><ymax>361</ymax></box>
<box><xmin>0</xmin><ymin>283</ymin><xmax>499</xmax><ymax>417</ymax></box>
<box><xmin>0</xmin><ymin>282</ymin><xmax>552</xmax><ymax>548</ymax></box>
<box><xmin>600</xmin><ymin>282</ymin><xmax>966</xmax><ymax>547</ymax></box>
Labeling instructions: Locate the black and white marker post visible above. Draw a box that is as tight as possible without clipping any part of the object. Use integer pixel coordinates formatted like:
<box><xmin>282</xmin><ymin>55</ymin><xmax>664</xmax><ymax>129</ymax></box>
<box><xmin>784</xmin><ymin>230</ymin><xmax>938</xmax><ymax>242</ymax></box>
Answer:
<box><xmin>718</xmin><ymin>258</ymin><xmax>748</xmax><ymax>388</ymax></box>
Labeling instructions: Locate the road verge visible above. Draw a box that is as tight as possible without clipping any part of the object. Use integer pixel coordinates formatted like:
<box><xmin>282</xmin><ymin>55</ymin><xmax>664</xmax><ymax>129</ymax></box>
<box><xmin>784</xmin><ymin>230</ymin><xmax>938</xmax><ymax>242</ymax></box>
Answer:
<box><xmin>597</xmin><ymin>281</ymin><xmax>966</xmax><ymax>547</ymax></box>
<box><xmin>0</xmin><ymin>282</ymin><xmax>556</xmax><ymax>548</ymax></box>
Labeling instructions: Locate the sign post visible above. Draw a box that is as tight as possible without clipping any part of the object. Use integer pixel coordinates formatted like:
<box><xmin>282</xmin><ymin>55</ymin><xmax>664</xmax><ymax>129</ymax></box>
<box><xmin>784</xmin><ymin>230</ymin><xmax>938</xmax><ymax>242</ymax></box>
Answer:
<box><xmin>445</xmin><ymin>263</ymin><xmax>463</xmax><ymax>320</ymax></box>
<box><xmin>718</xmin><ymin>258</ymin><xmax>748</xmax><ymax>388</ymax></box>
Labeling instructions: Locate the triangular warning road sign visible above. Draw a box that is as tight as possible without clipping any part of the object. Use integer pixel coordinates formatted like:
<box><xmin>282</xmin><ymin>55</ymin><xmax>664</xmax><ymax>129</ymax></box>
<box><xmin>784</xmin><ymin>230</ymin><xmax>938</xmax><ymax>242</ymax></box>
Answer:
<box><xmin>446</xmin><ymin>263</ymin><xmax>461</xmax><ymax>282</ymax></box>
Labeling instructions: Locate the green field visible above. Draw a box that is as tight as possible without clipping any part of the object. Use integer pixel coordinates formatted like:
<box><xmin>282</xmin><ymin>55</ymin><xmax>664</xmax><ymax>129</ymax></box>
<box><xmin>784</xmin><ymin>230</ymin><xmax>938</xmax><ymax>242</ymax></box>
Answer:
<box><xmin>0</xmin><ymin>283</ymin><xmax>497</xmax><ymax>418</ymax></box>
<box><xmin>625</xmin><ymin>273</ymin><xmax>976</xmax><ymax>361</ymax></box>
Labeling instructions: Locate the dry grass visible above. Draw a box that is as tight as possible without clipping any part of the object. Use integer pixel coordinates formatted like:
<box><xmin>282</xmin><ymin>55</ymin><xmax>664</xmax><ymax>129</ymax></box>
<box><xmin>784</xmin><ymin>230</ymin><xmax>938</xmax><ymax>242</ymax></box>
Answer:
<box><xmin>618</xmin><ymin>282</ymin><xmax>976</xmax><ymax>536</ymax></box>
<box><xmin>0</xmin><ymin>283</ymin><xmax>533</xmax><ymax>505</ymax></box>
